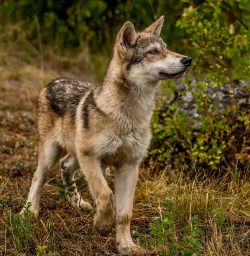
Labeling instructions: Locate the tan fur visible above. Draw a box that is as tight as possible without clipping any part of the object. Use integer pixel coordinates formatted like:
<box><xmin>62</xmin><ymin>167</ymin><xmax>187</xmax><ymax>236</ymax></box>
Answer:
<box><xmin>21</xmin><ymin>16</ymin><xmax>191</xmax><ymax>255</ymax></box>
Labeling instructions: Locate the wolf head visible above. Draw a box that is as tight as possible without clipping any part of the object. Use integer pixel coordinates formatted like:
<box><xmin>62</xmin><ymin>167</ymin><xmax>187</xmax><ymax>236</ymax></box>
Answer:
<box><xmin>114</xmin><ymin>16</ymin><xmax>192</xmax><ymax>85</ymax></box>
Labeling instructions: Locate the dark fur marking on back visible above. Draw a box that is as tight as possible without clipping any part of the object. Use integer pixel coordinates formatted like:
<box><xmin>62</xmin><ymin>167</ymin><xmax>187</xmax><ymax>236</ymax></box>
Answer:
<box><xmin>82</xmin><ymin>100</ymin><xmax>89</xmax><ymax>129</ymax></box>
<box><xmin>46</xmin><ymin>81</ymin><xmax>66</xmax><ymax>116</ymax></box>
<box><xmin>45</xmin><ymin>78</ymin><xmax>91</xmax><ymax>120</ymax></box>
<box><xmin>82</xmin><ymin>90</ymin><xmax>105</xmax><ymax>129</ymax></box>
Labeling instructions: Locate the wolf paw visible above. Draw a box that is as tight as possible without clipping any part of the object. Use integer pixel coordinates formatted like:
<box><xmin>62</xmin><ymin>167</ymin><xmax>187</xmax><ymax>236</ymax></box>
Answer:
<box><xmin>67</xmin><ymin>192</ymin><xmax>92</xmax><ymax>211</ymax></box>
<box><xmin>117</xmin><ymin>242</ymin><xmax>146</xmax><ymax>255</ymax></box>
<box><xmin>94</xmin><ymin>210</ymin><xmax>115</xmax><ymax>232</ymax></box>
<box><xmin>94</xmin><ymin>190</ymin><xmax>115</xmax><ymax>232</ymax></box>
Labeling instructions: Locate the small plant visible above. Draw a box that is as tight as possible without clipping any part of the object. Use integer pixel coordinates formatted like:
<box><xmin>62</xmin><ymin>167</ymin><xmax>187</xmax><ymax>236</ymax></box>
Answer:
<box><xmin>36</xmin><ymin>245</ymin><xmax>57</xmax><ymax>256</ymax></box>
<box><xmin>57</xmin><ymin>171</ymin><xmax>86</xmax><ymax>202</ymax></box>
<box><xmin>213</xmin><ymin>208</ymin><xmax>226</xmax><ymax>225</ymax></box>
<box><xmin>5</xmin><ymin>202</ymin><xmax>36</xmax><ymax>253</ymax></box>
<box><xmin>134</xmin><ymin>200</ymin><xmax>203</xmax><ymax>256</ymax></box>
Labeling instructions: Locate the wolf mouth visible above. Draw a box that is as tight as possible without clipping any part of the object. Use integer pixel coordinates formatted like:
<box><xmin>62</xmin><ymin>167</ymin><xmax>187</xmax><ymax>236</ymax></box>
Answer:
<box><xmin>159</xmin><ymin>70</ymin><xmax>186</xmax><ymax>78</ymax></box>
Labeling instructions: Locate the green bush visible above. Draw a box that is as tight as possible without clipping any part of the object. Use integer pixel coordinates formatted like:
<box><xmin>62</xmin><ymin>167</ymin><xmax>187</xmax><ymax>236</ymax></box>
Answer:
<box><xmin>149</xmin><ymin>1</ymin><xmax>250</xmax><ymax>174</ymax></box>
<box><xmin>0</xmin><ymin>0</ymin><xmax>185</xmax><ymax>52</ymax></box>
<box><xmin>176</xmin><ymin>0</ymin><xmax>249</xmax><ymax>81</ymax></box>
<box><xmin>150</xmin><ymin>79</ymin><xmax>249</xmax><ymax>172</ymax></box>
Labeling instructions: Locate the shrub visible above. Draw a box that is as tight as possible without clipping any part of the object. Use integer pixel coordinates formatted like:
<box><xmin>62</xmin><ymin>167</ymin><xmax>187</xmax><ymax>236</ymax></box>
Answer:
<box><xmin>0</xmin><ymin>0</ymin><xmax>186</xmax><ymax>52</ymax></box>
<box><xmin>176</xmin><ymin>0</ymin><xmax>249</xmax><ymax>81</ymax></box>
<box><xmin>149</xmin><ymin>1</ymin><xmax>250</xmax><ymax>174</ymax></box>
<box><xmin>150</xmin><ymin>79</ymin><xmax>249</xmax><ymax>172</ymax></box>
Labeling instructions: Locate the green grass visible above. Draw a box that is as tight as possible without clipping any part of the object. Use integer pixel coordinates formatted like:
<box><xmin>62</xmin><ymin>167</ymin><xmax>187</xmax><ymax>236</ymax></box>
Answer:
<box><xmin>5</xmin><ymin>204</ymin><xmax>58</xmax><ymax>255</ymax></box>
<box><xmin>5</xmin><ymin>203</ymin><xmax>36</xmax><ymax>253</ymax></box>
<box><xmin>134</xmin><ymin>171</ymin><xmax>250</xmax><ymax>256</ymax></box>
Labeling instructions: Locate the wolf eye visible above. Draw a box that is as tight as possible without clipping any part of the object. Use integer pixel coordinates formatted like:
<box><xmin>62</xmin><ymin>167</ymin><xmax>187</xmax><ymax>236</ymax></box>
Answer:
<box><xmin>148</xmin><ymin>49</ymin><xmax>159</xmax><ymax>55</ymax></box>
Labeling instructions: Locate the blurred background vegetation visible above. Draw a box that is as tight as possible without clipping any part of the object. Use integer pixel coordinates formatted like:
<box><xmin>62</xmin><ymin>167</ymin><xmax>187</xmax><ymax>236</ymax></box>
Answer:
<box><xmin>0</xmin><ymin>0</ymin><xmax>249</xmax><ymax>175</ymax></box>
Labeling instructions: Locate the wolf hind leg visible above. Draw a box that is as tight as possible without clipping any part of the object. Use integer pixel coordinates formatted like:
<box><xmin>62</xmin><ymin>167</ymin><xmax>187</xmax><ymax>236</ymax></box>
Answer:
<box><xmin>21</xmin><ymin>140</ymin><xmax>61</xmax><ymax>218</ymax></box>
<box><xmin>60</xmin><ymin>154</ymin><xmax>92</xmax><ymax>211</ymax></box>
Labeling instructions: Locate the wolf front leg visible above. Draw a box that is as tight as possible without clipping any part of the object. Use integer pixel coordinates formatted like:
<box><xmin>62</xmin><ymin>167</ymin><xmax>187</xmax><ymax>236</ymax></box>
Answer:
<box><xmin>77</xmin><ymin>154</ymin><xmax>115</xmax><ymax>232</ymax></box>
<box><xmin>21</xmin><ymin>140</ymin><xmax>61</xmax><ymax>218</ymax></box>
<box><xmin>115</xmin><ymin>163</ymin><xmax>145</xmax><ymax>255</ymax></box>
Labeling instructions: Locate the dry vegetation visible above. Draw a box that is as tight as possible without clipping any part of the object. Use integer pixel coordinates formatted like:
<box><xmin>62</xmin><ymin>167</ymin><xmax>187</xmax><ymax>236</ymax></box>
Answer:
<box><xmin>0</xmin><ymin>47</ymin><xmax>249</xmax><ymax>255</ymax></box>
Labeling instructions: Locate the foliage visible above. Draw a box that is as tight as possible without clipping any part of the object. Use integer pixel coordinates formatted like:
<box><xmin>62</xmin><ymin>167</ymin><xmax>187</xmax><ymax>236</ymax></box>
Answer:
<box><xmin>0</xmin><ymin>1</ymin><xmax>248</xmax><ymax>74</ymax></box>
<box><xmin>0</xmin><ymin>0</ymin><xmax>185</xmax><ymax>52</ymax></box>
<box><xmin>5</xmin><ymin>203</ymin><xmax>58</xmax><ymax>255</ymax></box>
<box><xmin>57</xmin><ymin>172</ymin><xmax>86</xmax><ymax>203</ymax></box>
<box><xmin>150</xmin><ymin>1</ymin><xmax>250</xmax><ymax>173</ymax></box>
<box><xmin>150</xmin><ymin>200</ymin><xmax>202</xmax><ymax>256</ymax></box>
<box><xmin>5</xmin><ymin>203</ymin><xmax>36</xmax><ymax>253</ymax></box>
<box><xmin>36</xmin><ymin>246</ymin><xmax>57</xmax><ymax>256</ymax></box>
<box><xmin>134</xmin><ymin>199</ymin><xmax>203</xmax><ymax>256</ymax></box>
<box><xmin>150</xmin><ymin>79</ymin><xmax>249</xmax><ymax>172</ymax></box>
<box><xmin>133</xmin><ymin>193</ymin><xmax>243</xmax><ymax>256</ymax></box>
<box><xmin>176</xmin><ymin>0</ymin><xmax>249</xmax><ymax>81</ymax></box>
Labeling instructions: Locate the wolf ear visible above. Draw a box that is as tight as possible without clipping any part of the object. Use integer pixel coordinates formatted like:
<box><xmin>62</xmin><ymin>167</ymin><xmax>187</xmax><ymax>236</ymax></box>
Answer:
<box><xmin>118</xmin><ymin>21</ymin><xmax>138</xmax><ymax>49</ymax></box>
<box><xmin>144</xmin><ymin>16</ymin><xmax>164</xmax><ymax>36</ymax></box>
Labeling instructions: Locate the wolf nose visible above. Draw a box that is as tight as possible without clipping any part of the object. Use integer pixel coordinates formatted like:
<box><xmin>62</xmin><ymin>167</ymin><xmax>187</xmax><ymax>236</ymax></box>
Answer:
<box><xmin>181</xmin><ymin>56</ymin><xmax>192</xmax><ymax>67</ymax></box>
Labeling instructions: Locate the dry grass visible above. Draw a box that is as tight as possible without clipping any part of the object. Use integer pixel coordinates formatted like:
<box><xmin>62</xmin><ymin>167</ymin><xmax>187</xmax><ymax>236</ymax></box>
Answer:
<box><xmin>136</xmin><ymin>171</ymin><xmax>250</xmax><ymax>255</ymax></box>
<box><xmin>0</xmin><ymin>46</ymin><xmax>249</xmax><ymax>255</ymax></box>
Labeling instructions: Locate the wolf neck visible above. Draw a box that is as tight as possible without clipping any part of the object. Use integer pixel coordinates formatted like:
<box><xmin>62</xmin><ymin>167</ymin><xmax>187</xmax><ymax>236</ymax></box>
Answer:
<box><xmin>97</xmin><ymin>55</ymin><xmax>159</xmax><ymax>127</ymax></box>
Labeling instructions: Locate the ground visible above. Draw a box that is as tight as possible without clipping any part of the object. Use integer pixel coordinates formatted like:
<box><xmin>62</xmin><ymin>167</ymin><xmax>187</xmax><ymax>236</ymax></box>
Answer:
<box><xmin>0</xmin><ymin>56</ymin><xmax>249</xmax><ymax>256</ymax></box>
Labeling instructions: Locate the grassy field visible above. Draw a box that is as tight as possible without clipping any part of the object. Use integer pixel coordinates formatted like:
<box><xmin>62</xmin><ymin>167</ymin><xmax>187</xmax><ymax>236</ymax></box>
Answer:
<box><xmin>0</xmin><ymin>49</ymin><xmax>249</xmax><ymax>255</ymax></box>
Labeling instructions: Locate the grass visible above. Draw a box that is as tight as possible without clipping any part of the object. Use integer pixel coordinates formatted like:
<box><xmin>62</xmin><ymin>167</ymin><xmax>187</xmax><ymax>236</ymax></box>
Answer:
<box><xmin>135</xmin><ymin>171</ymin><xmax>249</xmax><ymax>255</ymax></box>
<box><xmin>5</xmin><ymin>203</ymin><xmax>36</xmax><ymax>253</ymax></box>
<box><xmin>0</xmin><ymin>43</ymin><xmax>249</xmax><ymax>255</ymax></box>
<box><xmin>4</xmin><ymin>205</ymin><xmax>57</xmax><ymax>255</ymax></box>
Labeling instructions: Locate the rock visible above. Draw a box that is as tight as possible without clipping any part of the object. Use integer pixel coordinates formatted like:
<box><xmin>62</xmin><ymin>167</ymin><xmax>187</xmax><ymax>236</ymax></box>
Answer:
<box><xmin>160</xmin><ymin>79</ymin><xmax>250</xmax><ymax>126</ymax></box>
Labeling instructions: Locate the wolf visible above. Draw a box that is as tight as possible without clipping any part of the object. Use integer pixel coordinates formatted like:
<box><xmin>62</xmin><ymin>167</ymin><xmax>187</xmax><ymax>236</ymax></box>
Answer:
<box><xmin>21</xmin><ymin>16</ymin><xmax>191</xmax><ymax>255</ymax></box>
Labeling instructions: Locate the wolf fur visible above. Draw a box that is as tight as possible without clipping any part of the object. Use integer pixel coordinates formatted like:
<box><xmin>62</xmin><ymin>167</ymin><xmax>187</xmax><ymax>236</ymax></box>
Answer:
<box><xmin>22</xmin><ymin>16</ymin><xmax>191</xmax><ymax>255</ymax></box>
